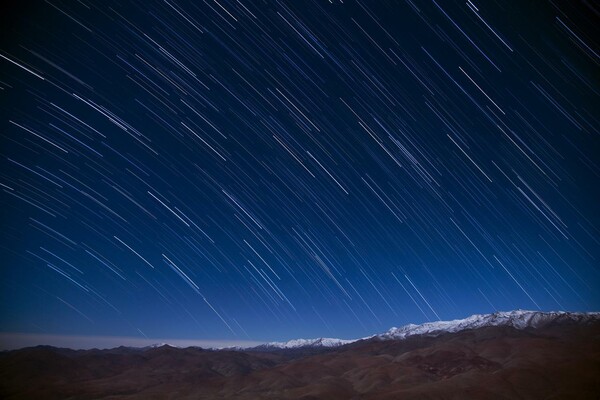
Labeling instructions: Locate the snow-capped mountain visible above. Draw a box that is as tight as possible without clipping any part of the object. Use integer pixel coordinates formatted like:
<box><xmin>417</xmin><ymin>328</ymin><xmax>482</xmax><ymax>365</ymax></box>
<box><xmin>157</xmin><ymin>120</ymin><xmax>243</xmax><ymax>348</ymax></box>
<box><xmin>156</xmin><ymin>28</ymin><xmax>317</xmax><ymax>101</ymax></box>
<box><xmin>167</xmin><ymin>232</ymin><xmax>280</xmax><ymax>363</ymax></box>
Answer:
<box><xmin>376</xmin><ymin>310</ymin><xmax>600</xmax><ymax>340</ymax></box>
<box><xmin>255</xmin><ymin>337</ymin><xmax>356</xmax><ymax>350</ymax></box>
<box><xmin>254</xmin><ymin>310</ymin><xmax>600</xmax><ymax>350</ymax></box>
<box><xmin>144</xmin><ymin>343</ymin><xmax>179</xmax><ymax>349</ymax></box>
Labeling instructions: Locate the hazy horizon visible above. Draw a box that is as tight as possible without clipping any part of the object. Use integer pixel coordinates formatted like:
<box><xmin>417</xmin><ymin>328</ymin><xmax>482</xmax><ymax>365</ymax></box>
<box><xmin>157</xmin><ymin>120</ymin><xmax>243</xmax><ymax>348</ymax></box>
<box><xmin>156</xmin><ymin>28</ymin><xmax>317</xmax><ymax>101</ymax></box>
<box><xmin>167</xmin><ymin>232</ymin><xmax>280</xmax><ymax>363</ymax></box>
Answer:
<box><xmin>4</xmin><ymin>308</ymin><xmax>599</xmax><ymax>351</ymax></box>
<box><xmin>0</xmin><ymin>332</ymin><xmax>266</xmax><ymax>351</ymax></box>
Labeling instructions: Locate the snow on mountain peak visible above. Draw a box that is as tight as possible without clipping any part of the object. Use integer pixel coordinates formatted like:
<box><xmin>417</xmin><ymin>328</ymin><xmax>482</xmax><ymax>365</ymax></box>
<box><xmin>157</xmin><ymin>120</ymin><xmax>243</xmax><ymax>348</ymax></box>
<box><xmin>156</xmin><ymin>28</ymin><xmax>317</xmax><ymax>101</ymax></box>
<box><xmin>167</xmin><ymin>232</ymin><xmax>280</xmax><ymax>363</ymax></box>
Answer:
<box><xmin>252</xmin><ymin>310</ymin><xmax>600</xmax><ymax>350</ymax></box>
<box><xmin>377</xmin><ymin>310</ymin><xmax>600</xmax><ymax>340</ymax></box>
<box><xmin>262</xmin><ymin>337</ymin><xmax>355</xmax><ymax>349</ymax></box>
<box><xmin>146</xmin><ymin>343</ymin><xmax>179</xmax><ymax>349</ymax></box>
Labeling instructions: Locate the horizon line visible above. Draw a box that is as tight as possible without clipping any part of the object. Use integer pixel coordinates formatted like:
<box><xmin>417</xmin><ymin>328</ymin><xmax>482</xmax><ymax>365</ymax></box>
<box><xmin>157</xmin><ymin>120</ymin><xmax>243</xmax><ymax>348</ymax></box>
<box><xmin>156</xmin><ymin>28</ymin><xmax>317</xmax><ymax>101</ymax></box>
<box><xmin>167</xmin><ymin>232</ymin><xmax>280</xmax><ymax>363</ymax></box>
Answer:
<box><xmin>3</xmin><ymin>310</ymin><xmax>596</xmax><ymax>351</ymax></box>
<box><xmin>0</xmin><ymin>332</ymin><xmax>265</xmax><ymax>351</ymax></box>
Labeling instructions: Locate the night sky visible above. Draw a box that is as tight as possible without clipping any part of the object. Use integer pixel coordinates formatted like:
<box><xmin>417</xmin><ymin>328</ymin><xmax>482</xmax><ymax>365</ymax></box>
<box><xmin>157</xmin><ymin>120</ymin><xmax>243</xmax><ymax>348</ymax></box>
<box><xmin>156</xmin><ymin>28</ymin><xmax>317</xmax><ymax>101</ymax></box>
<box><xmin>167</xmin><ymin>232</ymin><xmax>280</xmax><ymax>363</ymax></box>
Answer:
<box><xmin>1</xmin><ymin>0</ymin><xmax>598</xmax><ymax>346</ymax></box>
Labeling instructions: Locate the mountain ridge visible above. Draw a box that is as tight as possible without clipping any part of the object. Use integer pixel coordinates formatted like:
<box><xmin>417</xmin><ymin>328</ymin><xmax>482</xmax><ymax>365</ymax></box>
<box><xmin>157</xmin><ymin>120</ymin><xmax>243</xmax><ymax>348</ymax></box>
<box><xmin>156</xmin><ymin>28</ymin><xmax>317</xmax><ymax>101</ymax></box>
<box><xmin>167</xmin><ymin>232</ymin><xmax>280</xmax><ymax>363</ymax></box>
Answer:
<box><xmin>2</xmin><ymin>311</ymin><xmax>599</xmax><ymax>399</ymax></box>
<box><xmin>247</xmin><ymin>310</ymin><xmax>600</xmax><ymax>350</ymax></box>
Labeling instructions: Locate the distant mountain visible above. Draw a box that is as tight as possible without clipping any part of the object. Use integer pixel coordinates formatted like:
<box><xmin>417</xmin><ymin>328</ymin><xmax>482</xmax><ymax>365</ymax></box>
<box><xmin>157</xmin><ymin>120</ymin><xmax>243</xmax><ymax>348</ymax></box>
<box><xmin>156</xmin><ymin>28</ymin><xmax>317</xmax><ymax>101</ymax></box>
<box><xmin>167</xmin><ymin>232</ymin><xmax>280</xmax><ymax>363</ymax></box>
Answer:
<box><xmin>253</xmin><ymin>337</ymin><xmax>356</xmax><ymax>350</ymax></box>
<box><xmin>248</xmin><ymin>310</ymin><xmax>600</xmax><ymax>350</ymax></box>
<box><xmin>375</xmin><ymin>309</ymin><xmax>600</xmax><ymax>340</ymax></box>
<box><xmin>2</xmin><ymin>309</ymin><xmax>599</xmax><ymax>399</ymax></box>
<box><xmin>142</xmin><ymin>342</ymin><xmax>180</xmax><ymax>349</ymax></box>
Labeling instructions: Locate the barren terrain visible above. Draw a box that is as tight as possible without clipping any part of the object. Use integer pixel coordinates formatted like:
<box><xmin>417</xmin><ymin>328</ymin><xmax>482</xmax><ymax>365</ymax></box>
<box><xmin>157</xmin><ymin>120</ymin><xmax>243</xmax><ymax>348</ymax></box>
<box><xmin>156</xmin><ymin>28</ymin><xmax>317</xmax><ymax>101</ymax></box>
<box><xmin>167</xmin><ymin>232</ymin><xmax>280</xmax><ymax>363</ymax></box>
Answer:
<box><xmin>1</xmin><ymin>322</ymin><xmax>599</xmax><ymax>399</ymax></box>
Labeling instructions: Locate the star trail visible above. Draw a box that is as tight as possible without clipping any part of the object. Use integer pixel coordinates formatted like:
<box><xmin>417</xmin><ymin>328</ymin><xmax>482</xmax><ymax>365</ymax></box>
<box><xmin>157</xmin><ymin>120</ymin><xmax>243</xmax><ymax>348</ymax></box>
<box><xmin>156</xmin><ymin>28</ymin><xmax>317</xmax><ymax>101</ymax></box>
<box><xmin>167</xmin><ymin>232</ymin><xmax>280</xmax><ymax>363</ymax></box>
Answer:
<box><xmin>0</xmin><ymin>0</ymin><xmax>598</xmax><ymax>344</ymax></box>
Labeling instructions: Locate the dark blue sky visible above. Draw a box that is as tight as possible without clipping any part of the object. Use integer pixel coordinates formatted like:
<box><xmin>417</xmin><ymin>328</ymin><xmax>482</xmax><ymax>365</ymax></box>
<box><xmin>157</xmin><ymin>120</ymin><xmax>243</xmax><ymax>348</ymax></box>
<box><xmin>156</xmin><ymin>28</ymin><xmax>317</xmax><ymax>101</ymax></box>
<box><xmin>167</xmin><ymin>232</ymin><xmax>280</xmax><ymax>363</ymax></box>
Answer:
<box><xmin>1</xmin><ymin>0</ymin><xmax>598</xmax><ymax>345</ymax></box>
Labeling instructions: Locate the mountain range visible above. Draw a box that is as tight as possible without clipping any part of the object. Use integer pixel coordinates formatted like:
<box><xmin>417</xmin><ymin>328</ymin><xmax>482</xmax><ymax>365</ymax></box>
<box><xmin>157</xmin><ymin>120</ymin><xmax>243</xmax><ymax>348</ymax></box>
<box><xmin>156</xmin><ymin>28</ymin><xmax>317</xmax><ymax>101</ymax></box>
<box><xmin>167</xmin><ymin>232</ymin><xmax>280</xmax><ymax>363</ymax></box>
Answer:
<box><xmin>1</xmin><ymin>310</ymin><xmax>599</xmax><ymax>399</ymax></box>
<box><xmin>254</xmin><ymin>310</ymin><xmax>599</xmax><ymax>349</ymax></box>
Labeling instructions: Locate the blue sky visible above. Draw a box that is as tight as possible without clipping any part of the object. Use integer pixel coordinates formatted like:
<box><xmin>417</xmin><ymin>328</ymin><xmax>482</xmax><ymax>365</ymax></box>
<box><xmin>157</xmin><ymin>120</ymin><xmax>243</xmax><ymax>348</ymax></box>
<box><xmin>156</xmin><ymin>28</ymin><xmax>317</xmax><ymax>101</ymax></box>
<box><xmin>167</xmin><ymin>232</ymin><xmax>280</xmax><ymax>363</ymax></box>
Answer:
<box><xmin>1</xmin><ymin>0</ymin><xmax>598</xmax><ymax>347</ymax></box>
